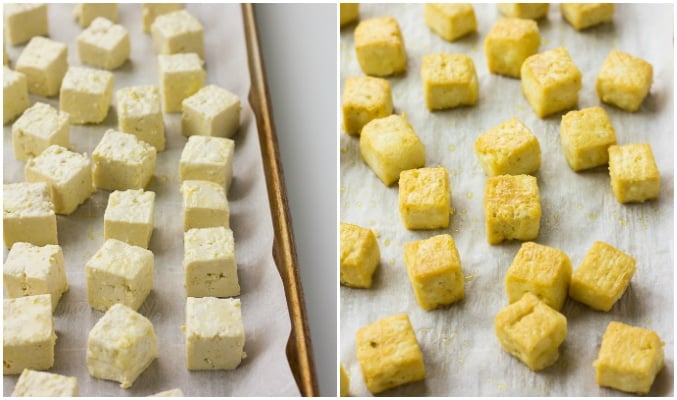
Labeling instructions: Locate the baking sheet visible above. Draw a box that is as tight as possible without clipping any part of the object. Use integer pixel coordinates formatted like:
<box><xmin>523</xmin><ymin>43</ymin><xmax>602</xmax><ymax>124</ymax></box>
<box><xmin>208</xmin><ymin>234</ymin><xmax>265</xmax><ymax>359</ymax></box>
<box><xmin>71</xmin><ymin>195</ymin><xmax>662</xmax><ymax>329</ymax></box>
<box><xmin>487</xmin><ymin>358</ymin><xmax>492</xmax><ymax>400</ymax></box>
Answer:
<box><xmin>340</xmin><ymin>4</ymin><xmax>673</xmax><ymax>396</ymax></box>
<box><xmin>3</xmin><ymin>4</ymin><xmax>301</xmax><ymax>396</ymax></box>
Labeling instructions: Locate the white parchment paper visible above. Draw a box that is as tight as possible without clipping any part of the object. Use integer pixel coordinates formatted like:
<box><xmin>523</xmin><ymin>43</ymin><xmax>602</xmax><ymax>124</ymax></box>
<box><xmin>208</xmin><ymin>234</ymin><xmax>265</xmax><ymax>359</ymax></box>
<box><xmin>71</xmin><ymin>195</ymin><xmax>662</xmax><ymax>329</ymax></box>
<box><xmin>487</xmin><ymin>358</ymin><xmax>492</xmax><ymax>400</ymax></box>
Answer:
<box><xmin>3</xmin><ymin>4</ymin><xmax>301</xmax><ymax>396</ymax></box>
<box><xmin>340</xmin><ymin>4</ymin><xmax>673</xmax><ymax>396</ymax></box>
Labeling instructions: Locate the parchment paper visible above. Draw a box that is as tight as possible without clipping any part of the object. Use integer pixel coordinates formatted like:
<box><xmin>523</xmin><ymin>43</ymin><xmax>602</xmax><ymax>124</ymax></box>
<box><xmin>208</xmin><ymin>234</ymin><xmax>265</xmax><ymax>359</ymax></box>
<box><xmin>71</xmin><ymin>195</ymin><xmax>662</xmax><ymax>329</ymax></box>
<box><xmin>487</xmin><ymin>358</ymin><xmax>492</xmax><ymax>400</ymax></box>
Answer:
<box><xmin>340</xmin><ymin>4</ymin><xmax>673</xmax><ymax>396</ymax></box>
<box><xmin>3</xmin><ymin>4</ymin><xmax>301</xmax><ymax>396</ymax></box>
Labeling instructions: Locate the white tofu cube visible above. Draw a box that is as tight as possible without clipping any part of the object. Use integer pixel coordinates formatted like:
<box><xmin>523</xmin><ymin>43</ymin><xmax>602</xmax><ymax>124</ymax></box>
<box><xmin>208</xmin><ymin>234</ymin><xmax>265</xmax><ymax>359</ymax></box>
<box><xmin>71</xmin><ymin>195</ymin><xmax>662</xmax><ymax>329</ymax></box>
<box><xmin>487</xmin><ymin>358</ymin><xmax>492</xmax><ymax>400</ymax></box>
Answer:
<box><xmin>4</xmin><ymin>4</ymin><xmax>48</xmax><ymax>46</ymax></box>
<box><xmin>149</xmin><ymin>388</ymin><xmax>184</xmax><ymax>397</ymax></box>
<box><xmin>116</xmin><ymin>85</ymin><xmax>166</xmax><ymax>151</ymax></box>
<box><xmin>182</xmin><ymin>85</ymin><xmax>241</xmax><ymax>138</ymax></box>
<box><xmin>12</xmin><ymin>102</ymin><xmax>70</xmax><ymax>161</ymax></box>
<box><xmin>60</xmin><ymin>66</ymin><xmax>114</xmax><ymax>124</ymax></box>
<box><xmin>77</xmin><ymin>17</ymin><xmax>130</xmax><ymax>70</ymax></box>
<box><xmin>15</xmin><ymin>36</ymin><xmax>68</xmax><ymax>97</ymax></box>
<box><xmin>184</xmin><ymin>227</ymin><xmax>239</xmax><ymax>298</ymax></box>
<box><xmin>181</xmin><ymin>180</ymin><xmax>229</xmax><ymax>231</ymax></box>
<box><xmin>142</xmin><ymin>4</ymin><xmax>184</xmax><ymax>33</ymax></box>
<box><xmin>104</xmin><ymin>189</ymin><xmax>155</xmax><ymax>249</ymax></box>
<box><xmin>11</xmin><ymin>369</ymin><xmax>79</xmax><ymax>397</ymax></box>
<box><xmin>180</xmin><ymin>135</ymin><xmax>235</xmax><ymax>190</ymax></box>
<box><xmin>3</xmin><ymin>67</ymin><xmax>30</xmax><ymax>125</ymax></box>
<box><xmin>151</xmin><ymin>9</ymin><xmax>204</xmax><ymax>59</ymax></box>
<box><xmin>92</xmin><ymin>129</ymin><xmax>157</xmax><ymax>191</ymax></box>
<box><xmin>158</xmin><ymin>53</ymin><xmax>205</xmax><ymax>113</ymax></box>
<box><xmin>3</xmin><ymin>182</ymin><xmax>58</xmax><ymax>247</ymax></box>
<box><xmin>73</xmin><ymin>3</ymin><xmax>118</xmax><ymax>27</ymax></box>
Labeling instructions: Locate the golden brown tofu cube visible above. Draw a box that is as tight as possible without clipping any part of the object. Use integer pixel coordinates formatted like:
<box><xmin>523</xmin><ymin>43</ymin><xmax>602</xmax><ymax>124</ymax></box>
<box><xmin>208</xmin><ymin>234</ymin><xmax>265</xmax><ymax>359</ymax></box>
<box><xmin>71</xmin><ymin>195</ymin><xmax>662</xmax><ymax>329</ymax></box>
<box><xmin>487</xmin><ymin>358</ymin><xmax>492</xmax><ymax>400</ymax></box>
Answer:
<box><xmin>340</xmin><ymin>222</ymin><xmax>380</xmax><ymax>288</ymax></box>
<box><xmin>340</xmin><ymin>3</ymin><xmax>359</xmax><ymax>27</ymax></box>
<box><xmin>474</xmin><ymin>117</ymin><xmax>541</xmax><ymax>176</ymax></box>
<box><xmin>483</xmin><ymin>174</ymin><xmax>541</xmax><ymax>245</ymax></box>
<box><xmin>354</xmin><ymin>17</ymin><xmax>407</xmax><ymax>77</ymax></box>
<box><xmin>484</xmin><ymin>17</ymin><xmax>540</xmax><ymax>78</ymax></box>
<box><xmin>341</xmin><ymin>76</ymin><xmax>393</xmax><ymax>136</ymax></box>
<box><xmin>596</xmin><ymin>50</ymin><xmax>653</xmax><ymax>112</ymax></box>
<box><xmin>421</xmin><ymin>53</ymin><xmax>478</xmax><ymax>110</ymax></box>
<box><xmin>608</xmin><ymin>144</ymin><xmax>660</xmax><ymax>203</ymax></box>
<box><xmin>560</xmin><ymin>3</ymin><xmax>614</xmax><ymax>31</ymax></box>
<box><xmin>340</xmin><ymin>364</ymin><xmax>350</xmax><ymax>396</ymax></box>
<box><xmin>424</xmin><ymin>4</ymin><xmax>477</xmax><ymax>42</ymax></box>
<box><xmin>560</xmin><ymin>106</ymin><xmax>617</xmax><ymax>171</ymax></box>
<box><xmin>497</xmin><ymin>3</ymin><xmax>550</xmax><ymax>20</ymax></box>
<box><xmin>398</xmin><ymin>167</ymin><xmax>450</xmax><ymax>230</ymax></box>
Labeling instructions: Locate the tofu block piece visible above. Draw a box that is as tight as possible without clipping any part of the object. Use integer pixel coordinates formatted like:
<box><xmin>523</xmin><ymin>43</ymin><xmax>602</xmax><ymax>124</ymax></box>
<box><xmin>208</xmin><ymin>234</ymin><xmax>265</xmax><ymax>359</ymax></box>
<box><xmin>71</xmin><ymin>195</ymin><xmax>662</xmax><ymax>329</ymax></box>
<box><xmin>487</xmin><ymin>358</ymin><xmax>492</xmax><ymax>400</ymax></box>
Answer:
<box><xmin>158</xmin><ymin>53</ymin><xmax>205</xmax><ymax>113</ymax></box>
<box><xmin>404</xmin><ymin>234</ymin><xmax>464</xmax><ymax>310</ymax></box>
<box><xmin>359</xmin><ymin>114</ymin><xmax>426</xmax><ymax>186</ymax></box>
<box><xmin>560</xmin><ymin>3</ymin><xmax>614</xmax><ymax>31</ymax></box>
<box><xmin>484</xmin><ymin>17</ymin><xmax>540</xmax><ymax>78</ymax></box>
<box><xmin>484</xmin><ymin>174</ymin><xmax>541</xmax><ymax>245</ymax></box>
<box><xmin>87</xmin><ymin>303</ymin><xmax>158</xmax><ymax>388</ymax></box>
<box><xmin>498</xmin><ymin>3</ymin><xmax>549</xmax><ymax>19</ymax></box>
<box><xmin>340</xmin><ymin>3</ymin><xmax>359</xmax><ymax>27</ymax></box>
<box><xmin>596</xmin><ymin>50</ymin><xmax>653</xmax><ymax>112</ymax></box>
<box><xmin>494</xmin><ymin>292</ymin><xmax>567</xmax><ymax>371</ymax></box>
<box><xmin>608</xmin><ymin>144</ymin><xmax>660</xmax><ymax>203</ymax></box>
<box><xmin>179</xmin><ymin>135</ymin><xmax>235</xmax><ymax>190</ymax></box>
<box><xmin>184</xmin><ymin>297</ymin><xmax>246</xmax><ymax>370</ymax></box>
<box><xmin>340</xmin><ymin>222</ymin><xmax>380</xmax><ymax>288</ymax></box>
<box><xmin>4</xmin><ymin>4</ymin><xmax>48</xmax><ymax>46</ymax></box>
<box><xmin>92</xmin><ymin>129</ymin><xmax>157</xmax><ymax>191</ymax></box>
<box><xmin>521</xmin><ymin>47</ymin><xmax>582</xmax><ymax>118</ymax></box>
<box><xmin>424</xmin><ymin>4</ymin><xmax>477</xmax><ymax>42</ymax></box>
<box><xmin>182</xmin><ymin>84</ymin><xmax>241</xmax><ymax>138</ymax></box>
<box><xmin>77</xmin><ymin>17</ymin><xmax>130</xmax><ymax>70</ymax></box>
<box><xmin>151</xmin><ymin>10</ymin><xmax>204</xmax><ymax>59</ymax></box>
<box><xmin>354</xmin><ymin>17</ymin><xmax>407</xmax><ymax>77</ymax></box>
<box><xmin>15</xmin><ymin>36</ymin><xmax>68</xmax><ymax>97</ymax></box>
<box><xmin>340</xmin><ymin>364</ymin><xmax>350</xmax><ymax>396</ymax></box>
<box><xmin>24</xmin><ymin>145</ymin><xmax>94</xmax><ymax>215</ymax></box>
<box><xmin>59</xmin><ymin>66</ymin><xmax>114</xmax><ymax>124</ymax></box>
<box><xmin>593</xmin><ymin>322</ymin><xmax>664</xmax><ymax>395</ymax></box>
<box><xmin>356</xmin><ymin>314</ymin><xmax>426</xmax><ymax>393</ymax></box>
<box><xmin>117</xmin><ymin>85</ymin><xmax>166</xmax><ymax>151</ymax></box>
<box><xmin>142</xmin><ymin>3</ymin><xmax>184</xmax><ymax>33</ymax></box>
<box><xmin>3</xmin><ymin>182</ymin><xmax>58</xmax><ymax>247</ymax></box>
<box><xmin>184</xmin><ymin>227</ymin><xmax>239</xmax><ymax>298</ymax></box>
<box><xmin>399</xmin><ymin>167</ymin><xmax>450</xmax><ymax>230</ymax></box>
<box><xmin>569</xmin><ymin>241</ymin><xmax>636</xmax><ymax>311</ymax></box>
<box><xmin>73</xmin><ymin>3</ymin><xmax>118</xmax><ymax>27</ymax></box>
<box><xmin>3</xmin><ymin>242</ymin><xmax>68</xmax><ymax>311</ymax></box>
<box><xmin>181</xmin><ymin>180</ymin><xmax>229</xmax><ymax>231</ymax></box>
<box><xmin>474</xmin><ymin>117</ymin><xmax>541</xmax><ymax>176</ymax></box>
<box><xmin>149</xmin><ymin>388</ymin><xmax>184</xmax><ymax>397</ymax></box>
<box><xmin>104</xmin><ymin>189</ymin><xmax>156</xmax><ymax>249</ymax></box>
<box><xmin>12</xmin><ymin>102</ymin><xmax>70</xmax><ymax>161</ymax></box>
<box><xmin>421</xmin><ymin>53</ymin><xmax>478</xmax><ymax>110</ymax></box>
<box><xmin>341</xmin><ymin>76</ymin><xmax>393</xmax><ymax>136</ymax></box>
<box><xmin>3</xmin><ymin>294</ymin><xmax>56</xmax><ymax>374</ymax></box>
<box><xmin>3</xmin><ymin>67</ymin><xmax>30</xmax><ymax>125</ymax></box>
<box><xmin>559</xmin><ymin>106</ymin><xmax>616</xmax><ymax>171</ymax></box>
<box><xmin>11</xmin><ymin>369</ymin><xmax>79</xmax><ymax>397</ymax></box>
<box><xmin>505</xmin><ymin>242</ymin><xmax>572</xmax><ymax>311</ymax></box>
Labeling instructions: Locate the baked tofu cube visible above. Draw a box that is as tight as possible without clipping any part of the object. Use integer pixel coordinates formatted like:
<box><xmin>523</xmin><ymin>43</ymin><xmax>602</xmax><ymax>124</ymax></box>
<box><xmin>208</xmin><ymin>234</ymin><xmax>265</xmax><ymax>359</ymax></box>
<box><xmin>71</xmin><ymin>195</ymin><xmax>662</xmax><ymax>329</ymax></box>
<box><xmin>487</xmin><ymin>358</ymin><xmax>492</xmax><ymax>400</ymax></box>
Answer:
<box><xmin>3</xmin><ymin>67</ymin><xmax>30</xmax><ymax>124</ymax></box>
<box><xmin>569</xmin><ymin>241</ymin><xmax>636</xmax><ymax>311</ymax></box>
<box><xmin>505</xmin><ymin>242</ymin><xmax>572</xmax><ymax>311</ymax></box>
<box><xmin>593</xmin><ymin>322</ymin><xmax>664</xmax><ymax>395</ymax></box>
<box><xmin>12</xmin><ymin>102</ymin><xmax>70</xmax><ymax>161</ymax></box>
<box><xmin>484</xmin><ymin>174</ymin><xmax>541</xmax><ymax>245</ymax></box>
<box><xmin>360</xmin><ymin>114</ymin><xmax>425</xmax><ymax>186</ymax></box>
<box><xmin>184</xmin><ymin>227</ymin><xmax>239</xmax><ymax>298</ymax></box>
<box><xmin>421</xmin><ymin>53</ymin><xmax>478</xmax><ymax>110</ymax></box>
<box><xmin>560</xmin><ymin>3</ymin><xmax>614</xmax><ymax>31</ymax></box>
<box><xmin>354</xmin><ymin>17</ymin><xmax>407</xmax><ymax>77</ymax></box>
<box><xmin>142</xmin><ymin>3</ymin><xmax>184</xmax><ymax>33</ymax></box>
<box><xmin>4</xmin><ymin>4</ymin><xmax>49</xmax><ymax>45</ymax></box>
<box><xmin>340</xmin><ymin>364</ymin><xmax>350</xmax><ymax>396</ymax></box>
<box><xmin>149</xmin><ymin>389</ymin><xmax>184</xmax><ymax>397</ymax></box>
<box><xmin>181</xmin><ymin>180</ymin><xmax>230</xmax><ymax>231</ymax></box>
<box><xmin>104</xmin><ymin>189</ymin><xmax>155</xmax><ymax>249</ymax></box>
<box><xmin>497</xmin><ymin>3</ymin><xmax>549</xmax><ymax>19</ymax></box>
<box><xmin>484</xmin><ymin>17</ymin><xmax>540</xmax><ymax>78</ymax></box>
<box><xmin>59</xmin><ymin>66</ymin><xmax>114</xmax><ymax>124</ymax></box>
<box><xmin>116</xmin><ymin>85</ymin><xmax>166</xmax><ymax>151</ymax></box>
<box><xmin>356</xmin><ymin>314</ymin><xmax>426</xmax><ymax>394</ymax></box>
<box><xmin>404</xmin><ymin>234</ymin><xmax>464</xmax><ymax>310</ymax></box>
<box><xmin>11</xmin><ymin>369</ymin><xmax>79</xmax><ymax>397</ymax></box>
<box><xmin>158</xmin><ymin>53</ymin><xmax>205</xmax><ymax>113</ymax></box>
<box><xmin>341</xmin><ymin>76</ymin><xmax>393</xmax><ymax>136</ymax></box>
<box><xmin>151</xmin><ymin>10</ymin><xmax>205</xmax><ymax>59</ymax></box>
<box><xmin>73</xmin><ymin>3</ymin><xmax>118</xmax><ymax>27</ymax></box>
<box><xmin>399</xmin><ymin>167</ymin><xmax>450</xmax><ymax>230</ymax></box>
<box><xmin>340</xmin><ymin>222</ymin><xmax>380</xmax><ymax>288</ymax></box>
<box><xmin>77</xmin><ymin>17</ymin><xmax>130</xmax><ymax>70</ymax></box>
<box><xmin>474</xmin><ymin>117</ymin><xmax>541</xmax><ymax>176</ymax></box>
<box><xmin>92</xmin><ymin>129</ymin><xmax>157</xmax><ymax>191</ymax></box>
<box><xmin>179</xmin><ymin>135</ymin><xmax>235</xmax><ymax>190</ymax></box>
<box><xmin>521</xmin><ymin>47</ymin><xmax>582</xmax><ymax>118</ymax></box>
<box><xmin>608</xmin><ymin>144</ymin><xmax>660</xmax><ymax>203</ymax></box>
<box><xmin>340</xmin><ymin>3</ymin><xmax>359</xmax><ymax>27</ymax></box>
<box><xmin>182</xmin><ymin>84</ymin><xmax>241</xmax><ymax>138</ymax></box>
<box><xmin>560</xmin><ymin>107</ymin><xmax>617</xmax><ymax>171</ymax></box>
<box><xmin>3</xmin><ymin>182</ymin><xmax>58</xmax><ymax>247</ymax></box>
<box><xmin>596</xmin><ymin>50</ymin><xmax>653</xmax><ymax>112</ymax></box>
<box><xmin>15</xmin><ymin>36</ymin><xmax>68</xmax><ymax>97</ymax></box>
<box><xmin>424</xmin><ymin>4</ymin><xmax>477</xmax><ymax>42</ymax></box>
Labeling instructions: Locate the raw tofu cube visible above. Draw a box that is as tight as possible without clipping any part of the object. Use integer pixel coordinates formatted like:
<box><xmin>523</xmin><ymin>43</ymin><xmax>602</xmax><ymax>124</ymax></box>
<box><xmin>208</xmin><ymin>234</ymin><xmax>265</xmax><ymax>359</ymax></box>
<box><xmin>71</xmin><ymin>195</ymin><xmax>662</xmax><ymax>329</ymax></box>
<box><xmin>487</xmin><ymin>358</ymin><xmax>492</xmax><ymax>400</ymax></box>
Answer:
<box><xmin>181</xmin><ymin>180</ymin><xmax>229</xmax><ymax>231</ymax></box>
<box><xmin>184</xmin><ymin>227</ymin><xmax>239</xmax><ymax>298</ymax></box>
<box><xmin>341</xmin><ymin>76</ymin><xmax>393</xmax><ymax>136</ymax></box>
<box><xmin>593</xmin><ymin>322</ymin><xmax>664</xmax><ymax>395</ymax></box>
<box><xmin>182</xmin><ymin>85</ymin><xmax>241</xmax><ymax>138</ymax></box>
<box><xmin>354</xmin><ymin>17</ymin><xmax>407</xmax><ymax>77</ymax></box>
<box><xmin>505</xmin><ymin>242</ymin><xmax>572</xmax><ymax>311</ymax></box>
<box><xmin>3</xmin><ymin>294</ymin><xmax>56</xmax><ymax>374</ymax></box>
<box><xmin>4</xmin><ymin>4</ymin><xmax>48</xmax><ymax>46</ymax></box>
<box><xmin>569</xmin><ymin>241</ymin><xmax>636</xmax><ymax>311</ymax></box>
<box><xmin>608</xmin><ymin>144</ymin><xmax>660</xmax><ymax>203</ymax></box>
<box><xmin>24</xmin><ymin>145</ymin><xmax>94</xmax><ymax>215</ymax></box>
<box><xmin>359</xmin><ymin>114</ymin><xmax>426</xmax><ymax>186</ymax></box>
<box><xmin>15</xmin><ymin>36</ymin><xmax>68</xmax><ymax>97</ymax></box>
<box><xmin>404</xmin><ymin>234</ymin><xmax>464</xmax><ymax>310</ymax></box>
<box><xmin>3</xmin><ymin>67</ymin><xmax>30</xmax><ymax>124</ymax></box>
<box><xmin>424</xmin><ymin>4</ymin><xmax>477</xmax><ymax>42</ymax></box>
<box><xmin>498</xmin><ymin>3</ymin><xmax>550</xmax><ymax>19</ymax></box>
<box><xmin>421</xmin><ymin>52</ymin><xmax>478</xmax><ymax>110</ymax></box>
<box><xmin>180</xmin><ymin>135</ymin><xmax>235</xmax><ymax>190</ymax></box>
<box><xmin>484</xmin><ymin>174</ymin><xmax>541</xmax><ymax>245</ymax></box>
<box><xmin>104</xmin><ymin>189</ymin><xmax>155</xmax><ymax>249</ymax></box>
<box><xmin>399</xmin><ymin>167</ymin><xmax>450</xmax><ymax>230</ymax></box>
<box><xmin>340</xmin><ymin>364</ymin><xmax>350</xmax><ymax>396</ymax></box>
<box><xmin>559</xmin><ymin>106</ymin><xmax>616</xmax><ymax>171</ymax></box>
<box><xmin>149</xmin><ymin>388</ymin><xmax>184</xmax><ymax>397</ymax></box>
<box><xmin>77</xmin><ymin>17</ymin><xmax>130</xmax><ymax>70</ymax></box>
<box><xmin>60</xmin><ymin>66</ymin><xmax>114</xmax><ymax>124</ymax></box>
<box><xmin>73</xmin><ymin>3</ymin><xmax>118</xmax><ymax>27</ymax></box>
<box><xmin>560</xmin><ymin>3</ymin><xmax>614</xmax><ymax>31</ymax></box>
<box><xmin>92</xmin><ymin>129</ymin><xmax>157</xmax><ymax>191</ymax></box>
<box><xmin>116</xmin><ymin>85</ymin><xmax>166</xmax><ymax>151</ymax></box>
<box><xmin>484</xmin><ymin>17</ymin><xmax>540</xmax><ymax>78</ymax></box>
<box><xmin>158</xmin><ymin>53</ymin><xmax>205</xmax><ymax>113</ymax></box>
<box><xmin>142</xmin><ymin>3</ymin><xmax>184</xmax><ymax>33</ymax></box>
<box><xmin>340</xmin><ymin>3</ymin><xmax>359</xmax><ymax>27</ymax></box>
<box><xmin>521</xmin><ymin>47</ymin><xmax>582</xmax><ymax>118</ymax></box>
<box><xmin>356</xmin><ymin>314</ymin><xmax>426</xmax><ymax>394</ymax></box>
<box><xmin>11</xmin><ymin>369</ymin><xmax>79</xmax><ymax>397</ymax></box>
<box><xmin>474</xmin><ymin>117</ymin><xmax>541</xmax><ymax>176</ymax></box>
<box><xmin>12</xmin><ymin>102</ymin><xmax>70</xmax><ymax>161</ymax></box>
<box><xmin>596</xmin><ymin>50</ymin><xmax>653</xmax><ymax>112</ymax></box>
<box><xmin>151</xmin><ymin>10</ymin><xmax>204</xmax><ymax>59</ymax></box>
<box><xmin>340</xmin><ymin>222</ymin><xmax>380</xmax><ymax>289</ymax></box>
<box><xmin>86</xmin><ymin>303</ymin><xmax>158</xmax><ymax>388</ymax></box>
<box><xmin>3</xmin><ymin>182</ymin><xmax>58</xmax><ymax>247</ymax></box>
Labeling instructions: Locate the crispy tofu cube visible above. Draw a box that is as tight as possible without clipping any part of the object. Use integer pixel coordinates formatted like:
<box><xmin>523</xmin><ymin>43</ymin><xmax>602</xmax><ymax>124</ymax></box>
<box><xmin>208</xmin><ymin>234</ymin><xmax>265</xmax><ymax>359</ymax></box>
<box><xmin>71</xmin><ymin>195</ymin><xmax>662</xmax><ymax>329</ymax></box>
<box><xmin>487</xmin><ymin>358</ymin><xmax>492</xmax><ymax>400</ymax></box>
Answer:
<box><xmin>483</xmin><ymin>174</ymin><xmax>541</xmax><ymax>245</ymax></box>
<box><xmin>608</xmin><ymin>144</ymin><xmax>660</xmax><ymax>203</ymax></box>
<box><xmin>494</xmin><ymin>292</ymin><xmax>567</xmax><ymax>371</ymax></box>
<box><xmin>421</xmin><ymin>53</ymin><xmax>478</xmax><ymax>111</ymax></box>
<box><xmin>596</xmin><ymin>50</ymin><xmax>653</xmax><ymax>112</ymax></box>
<box><xmin>560</xmin><ymin>106</ymin><xmax>617</xmax><ymax>171</ymax></box>
<box><xmin>356</xmin><ymin>314</ymin><xmax>426</xmax><ymax>394</ymax></box>
<box><xmin>359</xmin><ymin>114</ymin><xmax>426</xmax><ymax>186</ymax></box>
<box><xmin>505</xmin><ymin>242</ymin><xmax>572</xmax><ymax>311</ymax></box>
<box><xmin>398</xmin><ymin>167</ymin><xmax>450</xmax><ymax>230</ymax></box>
<box><xmin>340</xmin><ymin>364</ymin><xmax>350</xmax><ymax>396</ymax></box>
<box><xmin>569</xmin><ymin>241</ymin><xmax>635</xmax><ymax>311</ymax></box>
<box><xmin>484</xmin><ymin>17</ymin><xmax>540</xmax><ymax>78</ymax></box>
<box><xmin>404</xmin><ymin>234</ymin><xmax>464</xmax><ymax>310</ymax></box>
<box><xmin>342</xmin><ymin>76</ymin><xmax>393</xmax><ymax>136</ymax></box>
<box><xmin>560</xmin><ymin>3</ymin><xmax>614</xmax><ymax>31</ymax></box>
<box><xmin>521</xmin><ymin>47</ymin><xmax>582</xmax><ymax>118</ymax></box>
<box><xmin>497</xmin><ymin>3</ymin><xmax>550</xmax><ymax>19</ymax></box>
<box><xmin>424</xmin><ymin>4</ymin><xmax>477</xmax><ymax>42</ymax></box>
<box><xmin>340</xmin><ymin>222</ymin><xmax>380</xmax><ymax>288</ymax></box>
<box><xmin>474</xmin><ymin>117</ymin><xmax>541</xmax><ymax>176</ymax></box>
<box><xmin>354</xmin><ymin>17</ymin><xmax>407</xmax><ymax>77</ymax></box>
<box><xmin>340</xmin><ymin>3</ymin><xmax>359</xmax><ymax>27</ymax></box>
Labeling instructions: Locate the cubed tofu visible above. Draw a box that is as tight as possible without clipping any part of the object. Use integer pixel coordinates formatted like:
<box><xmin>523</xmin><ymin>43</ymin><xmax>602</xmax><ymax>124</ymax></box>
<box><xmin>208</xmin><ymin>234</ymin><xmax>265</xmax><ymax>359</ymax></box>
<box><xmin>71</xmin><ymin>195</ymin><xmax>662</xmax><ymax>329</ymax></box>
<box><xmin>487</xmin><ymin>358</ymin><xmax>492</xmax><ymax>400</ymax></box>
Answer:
<box><xmin>340</xmin><ymin>364</ymin><xmax>350</xmax><ymax>396</ymax></box>
<box><xmin>484</xmin><ymin>17</ymin><xmax>540</xmax><ymax>78</ymax></box>
<box><xmin>60</xmin><ymin>66</ymin><xmax>114</xmax><ymax>124</ymax></box>
<box><xmin>421</xmin><ymin>52</ymin><xmax>478</xmax><ymax>110</ymax></box>
<box><xmin>181</xmin><ymin>180</ymin><xmax>229</xmax><ymax>231</ymax></box>
<box><xmin>182</xmin><ymin>85</ymin><xmax>241</xmax><ymax>138</ymax></box>
<box><xmin>596</xmin><ymin>50</ymin><xmax>653</xmax><ymax>112</ymax></box>
<box><xmin>104</xmin><ymin>189</ymin><xmax>155</xmax><ymax>249</ymax></box>
<box><xmin>149</xmin><ymin>388</ymin><xmax>184</xmax><ymax>397</ymax></box>
<box><xmin>15</xmin><ymin>36</ymin><xmax>68</xmax><ymax>97</ymax></box>
<box><xmin>340</xmin><ymin>222</ymin><xmax>380</xmax><ymax>289</ymax></box>
<box><xmin>179</xmin><ymin>135</ymin><xmax>235</xmax><ymax>190</ymax></box>
<box><xmin>77</xmin><ymin>17</ymin><xmax>130</xmax><ymax>70</ymax></box>
<box><xmin>73</xmin><ymin>3</ymin><xmax>118</xmax><ymax>27</ymax></box>
<box><xmin>559</xmin><ymin>106</ymin><xmax>617</xmax><ymax>171</ymax></box>
<box><xmin>142</xmin><ymin>3</ymin><xmax>184</xmax><ymax>33</ymax></box>
<box><xmin>116</xmin><ymin>85</ymin><xmax>166</xmax><ymax>151</ymax></box>
<box><xmin>398</xmin><ymin>167</ymin><xmax>451</xmax><ymax>230</ymax></box>
<box><xmin>340</xmin><ymin>3</ymin><xmax>359</xmax><ymax>27</ymax></box>
<box><xmin>424</xmin><ymin>4</ymin><xmax>477</xmax><ymax>42</ymax></box>
<box><xmin>608</xmin><ymin>144</ymin><xmax>660</xmax><ymax>203</ymax></box>
<box><xmin>184</xmin><ymin>227</ymin><xmax>239</xmax><ymax>298</ymax></box>
<box><xmin>341</xmin><ymin>76</ymin><xmax>393</xmax><ymax>136</ymax></box>
<box><xmin>151</xmin><ymin>9</ymin><xmax>204</xmax><ymax>59</ymax></box>
<box><xmin>484</xmin><ymin>174</ymin><xmax>541</xmax><ymax>245</ymax></box>
<box><xmin>497</xmin><ymin>3</ymin><xmax>549</xmax><ymax>19</ymax></box>
<box><xmin>4</xmin><ymin>4</ymin><xmax>48</xmax><ymax>45</ymax></box>
<box><xmin>354</xmin><ymin>17</ymin><xmax>407</xmax><ymax>77</ymax></box>
<box><xmin>92</xmin><ymin>129</ymin><xmax>157</xmax><ymax>191</ymax></box>
<box><xmin>11</xmin><ymin>369</ymin><xmax>79</xmax><ymax>397</ymax></box>
<box><xmin>560</xmin><ymin>3</ymin><xmax>614</xmax><ymax>31</ymax></box>
<box><xmin>12</xmin><ymin>102</ymin><xmax>70</xmax><ymax>161</ymax></box>
<box><xmin>3</xmin><ymin>182</ymin><xmax>58</xmax><ymax>247</ymax></box>
<box><xmin>158</xmin><ymin>53</ymin><xmax>205</xmax><ymax>113</ymax></box>
<box><xmin>3</xmin><ymin>67</ymin><xmax>30</xmax><ymax>124</ymax></box>
<box><xmin>474</xmin><ymin>117</ymin><xmax>541</xmax><ymax>176</ymax></box>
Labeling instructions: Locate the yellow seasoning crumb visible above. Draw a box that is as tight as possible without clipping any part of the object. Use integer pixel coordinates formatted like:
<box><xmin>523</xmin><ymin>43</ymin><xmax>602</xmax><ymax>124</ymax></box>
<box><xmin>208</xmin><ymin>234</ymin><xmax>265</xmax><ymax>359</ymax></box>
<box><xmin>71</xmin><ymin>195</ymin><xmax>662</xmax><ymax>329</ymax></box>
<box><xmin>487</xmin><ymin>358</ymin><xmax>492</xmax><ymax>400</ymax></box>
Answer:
<box><xmin>464</xmin><ymin>274</ymin><xmax>474</xmax><ymax>282</ymax></box>
<box><xmin>383</xmin><ymin>239</ymin><xmax>391</xmax><ymax>247</ymax></box>
<box><xmin>587</xmin><ymin>213</ymin><xmax>597</xmax><ymax>221</ymax></box>
<box><xmin>448</xmin><ymin>144</ymin><xmax>456</xmax><ymax>152</ymax></box>
<box><xmin>449</xmin><ymin>207</ymin><xmax>455</xmax><ymax>216</ymax></box>
<box><xmin>619</xmin><ymin>218</ymin><xmax>627</xmax><ymax>227</ymax></box>
<box><xmin>466</xmin><ymin>192</ymin><xmax>474</xmax><ymax>199</ymax></box>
